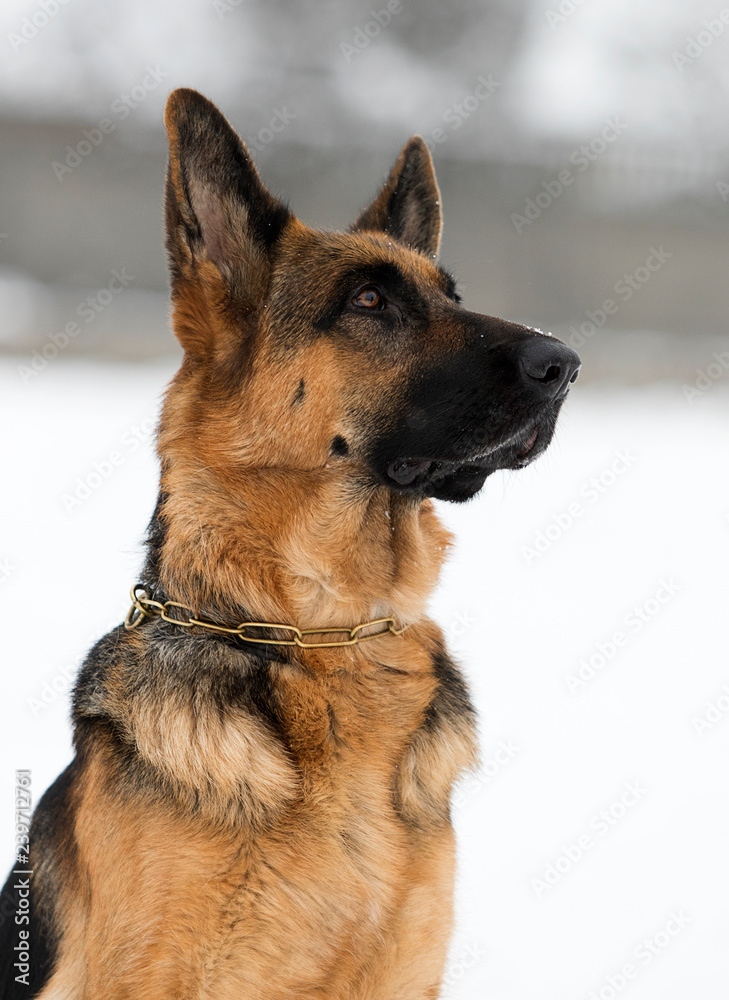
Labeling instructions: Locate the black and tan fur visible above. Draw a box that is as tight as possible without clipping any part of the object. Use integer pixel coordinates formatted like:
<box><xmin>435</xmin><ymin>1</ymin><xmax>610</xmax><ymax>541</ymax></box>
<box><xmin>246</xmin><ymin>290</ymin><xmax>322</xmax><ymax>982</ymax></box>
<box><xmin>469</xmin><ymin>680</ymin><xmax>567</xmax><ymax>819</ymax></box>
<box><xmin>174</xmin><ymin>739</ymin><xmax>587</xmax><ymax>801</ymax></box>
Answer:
<box><xmin>1</xmin><ymin>89</ymin><xmax>579</xmax><ymax>999</ymax></box>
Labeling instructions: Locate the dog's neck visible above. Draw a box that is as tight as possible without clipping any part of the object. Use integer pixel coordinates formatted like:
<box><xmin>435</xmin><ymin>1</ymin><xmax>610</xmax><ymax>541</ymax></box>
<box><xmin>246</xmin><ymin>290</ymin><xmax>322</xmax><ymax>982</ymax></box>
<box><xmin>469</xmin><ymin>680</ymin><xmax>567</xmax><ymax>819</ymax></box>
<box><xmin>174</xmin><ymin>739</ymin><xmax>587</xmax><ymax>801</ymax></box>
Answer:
<box><xmin>145</xmin><ymin>463</ymin><xmax>452</xmax><ymax>630</ymax></box>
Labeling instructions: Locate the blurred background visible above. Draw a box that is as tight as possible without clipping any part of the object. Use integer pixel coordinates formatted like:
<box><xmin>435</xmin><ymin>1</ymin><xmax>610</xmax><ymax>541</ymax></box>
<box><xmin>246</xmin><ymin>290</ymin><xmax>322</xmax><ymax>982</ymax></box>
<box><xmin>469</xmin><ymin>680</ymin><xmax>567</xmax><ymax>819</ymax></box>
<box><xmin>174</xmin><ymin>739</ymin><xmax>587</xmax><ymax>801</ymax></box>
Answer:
<box><xmin>1</xmin><ymin>0</ymin><xmax>728</xmax><ymax>377</ymax></box>
<box><xmin>2</xmin><ymin>2</ymin><xmax>729</xmax><ymax>998</ymax></box>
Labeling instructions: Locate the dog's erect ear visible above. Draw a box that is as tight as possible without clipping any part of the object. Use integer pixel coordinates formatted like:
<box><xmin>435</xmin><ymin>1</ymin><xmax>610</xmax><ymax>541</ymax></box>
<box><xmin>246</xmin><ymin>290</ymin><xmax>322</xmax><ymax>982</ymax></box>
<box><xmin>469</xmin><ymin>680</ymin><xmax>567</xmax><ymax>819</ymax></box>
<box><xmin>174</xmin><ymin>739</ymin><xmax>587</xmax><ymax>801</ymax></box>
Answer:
<box><xmin>351</xmin><ymin>137</ymin><xmax>442</xmax><ymax>258</ymax></box>
<box><xmin>163</xmin><ymin>88</ymin><xmax>291</xmax><ymax>353</ymax></box>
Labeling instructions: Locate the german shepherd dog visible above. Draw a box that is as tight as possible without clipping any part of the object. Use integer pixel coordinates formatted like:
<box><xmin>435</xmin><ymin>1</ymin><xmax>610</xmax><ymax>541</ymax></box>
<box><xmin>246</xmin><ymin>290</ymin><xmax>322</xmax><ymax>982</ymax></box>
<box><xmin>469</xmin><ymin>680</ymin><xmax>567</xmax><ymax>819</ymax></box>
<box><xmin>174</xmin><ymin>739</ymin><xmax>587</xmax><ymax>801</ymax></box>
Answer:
<box><xmin>2</xmin><ymin>89</ymin><xmax>580</xmax><ymax>999</ymax></box>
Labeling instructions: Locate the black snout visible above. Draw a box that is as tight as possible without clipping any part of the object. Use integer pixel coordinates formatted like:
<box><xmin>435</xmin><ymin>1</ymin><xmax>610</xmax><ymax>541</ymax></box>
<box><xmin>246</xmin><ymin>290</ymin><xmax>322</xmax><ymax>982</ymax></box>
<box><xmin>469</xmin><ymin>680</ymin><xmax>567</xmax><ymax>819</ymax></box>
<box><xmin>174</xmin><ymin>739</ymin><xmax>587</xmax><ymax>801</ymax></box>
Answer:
<box><xmin>368</xmin><ymin>317</ymin><xmax>582</xmax><ymax>502</ymax></box>
<box><xmin>519</xmin><ymin>337</ymin><xmax>581</xmax><ymax>399</ymax></box>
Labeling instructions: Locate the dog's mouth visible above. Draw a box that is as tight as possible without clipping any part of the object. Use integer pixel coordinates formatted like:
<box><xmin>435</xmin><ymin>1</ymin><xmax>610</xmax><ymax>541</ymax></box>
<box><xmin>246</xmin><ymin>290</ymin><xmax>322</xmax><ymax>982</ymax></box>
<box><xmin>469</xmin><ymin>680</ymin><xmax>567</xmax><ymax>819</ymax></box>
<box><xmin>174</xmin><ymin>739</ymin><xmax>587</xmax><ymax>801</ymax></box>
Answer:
<box><xmin>386</xmin><ymin>428</ymin><xmax>539</xmax><ymax>486</ymax></box>
<box><xmin>382</xmin><ymin>412</ymin><xmax>556</xmax><ymax>502</ymax></box>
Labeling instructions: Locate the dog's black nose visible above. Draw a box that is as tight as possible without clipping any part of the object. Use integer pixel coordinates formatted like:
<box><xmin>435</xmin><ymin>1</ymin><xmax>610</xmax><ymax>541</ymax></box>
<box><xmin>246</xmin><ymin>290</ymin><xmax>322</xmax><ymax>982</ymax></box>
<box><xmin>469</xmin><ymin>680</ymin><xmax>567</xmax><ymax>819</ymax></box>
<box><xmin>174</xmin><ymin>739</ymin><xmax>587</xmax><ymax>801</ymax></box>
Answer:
<box><xmin>519</xmin><ymin>338</ymin><xmax>581</xmax><ymax>398</ymax></box>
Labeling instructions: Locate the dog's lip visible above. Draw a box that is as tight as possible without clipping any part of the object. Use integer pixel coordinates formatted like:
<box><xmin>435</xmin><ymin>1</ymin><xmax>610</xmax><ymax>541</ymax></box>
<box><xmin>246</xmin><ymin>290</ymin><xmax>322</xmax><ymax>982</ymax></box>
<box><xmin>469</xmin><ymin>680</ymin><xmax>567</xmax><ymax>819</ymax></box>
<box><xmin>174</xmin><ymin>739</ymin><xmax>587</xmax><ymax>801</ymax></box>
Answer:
<box><xmin>385</xmin><ymin>422</ymin><xmax>549</xmax><ymax>487</ymax></box>
<box><xmin>386</xmin><ymin>451</ymin><xmax>503</xmax><ymax>488</ymax></box>
<box><xmin>386</xmin><ymin>456</ymin><xmax>482</xmax><ymax>488</ymax></box>
<box><xmin>387</xmin><ymin>458</ymin><xmax>433</xmax><ymax>486</ymax></box>
<box><xmin>517</xmin><ymin>426</ymin><xmax>539</xmax><ymax>458</ymax></box>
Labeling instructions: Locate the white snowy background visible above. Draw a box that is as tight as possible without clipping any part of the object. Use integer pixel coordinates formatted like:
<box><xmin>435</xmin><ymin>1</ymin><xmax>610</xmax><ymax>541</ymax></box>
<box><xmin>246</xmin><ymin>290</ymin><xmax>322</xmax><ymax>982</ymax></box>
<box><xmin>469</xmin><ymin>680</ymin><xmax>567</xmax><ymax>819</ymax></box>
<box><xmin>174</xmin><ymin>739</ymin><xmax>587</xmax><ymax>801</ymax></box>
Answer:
<box><xmin>2</xmin><ymin>0</ymin><xmax>729</xmax><ymax>996</ymax></box>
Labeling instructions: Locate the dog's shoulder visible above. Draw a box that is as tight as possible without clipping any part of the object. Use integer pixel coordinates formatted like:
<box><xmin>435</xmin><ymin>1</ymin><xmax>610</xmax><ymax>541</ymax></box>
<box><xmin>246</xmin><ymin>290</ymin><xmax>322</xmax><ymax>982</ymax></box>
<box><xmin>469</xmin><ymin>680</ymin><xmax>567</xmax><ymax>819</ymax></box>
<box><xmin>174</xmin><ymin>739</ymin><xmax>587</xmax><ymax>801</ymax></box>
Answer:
<box><xmin>393</xmin><ymin>630</ymin><xmax>479</xmax><ymax>829</ymax></box>
<box><xmin>73</xmin><ymin>624</ymin><xmax>301</xmax><ymax>829</ymax></box>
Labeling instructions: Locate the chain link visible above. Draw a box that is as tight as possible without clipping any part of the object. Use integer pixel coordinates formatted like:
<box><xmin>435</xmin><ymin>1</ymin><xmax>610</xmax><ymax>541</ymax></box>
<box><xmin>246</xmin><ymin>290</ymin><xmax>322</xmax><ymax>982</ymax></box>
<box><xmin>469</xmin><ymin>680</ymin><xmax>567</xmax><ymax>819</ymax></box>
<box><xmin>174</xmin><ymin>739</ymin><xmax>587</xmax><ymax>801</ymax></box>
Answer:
<box><xmin>124</xmin><ymin>585</ymin><xmax>407</xmax><ymax>648</ymax></box>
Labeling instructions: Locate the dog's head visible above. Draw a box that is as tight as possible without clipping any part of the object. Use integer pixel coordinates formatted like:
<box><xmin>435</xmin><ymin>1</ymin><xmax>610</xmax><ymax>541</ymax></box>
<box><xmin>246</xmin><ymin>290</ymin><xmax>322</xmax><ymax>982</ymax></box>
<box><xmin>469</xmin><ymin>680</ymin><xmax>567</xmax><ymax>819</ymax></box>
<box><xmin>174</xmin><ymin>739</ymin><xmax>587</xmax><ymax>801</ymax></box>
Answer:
<box><xmin>163</xmin><ymin>89</ymin><xmax>579</xmax><ymax>504</ymax></box>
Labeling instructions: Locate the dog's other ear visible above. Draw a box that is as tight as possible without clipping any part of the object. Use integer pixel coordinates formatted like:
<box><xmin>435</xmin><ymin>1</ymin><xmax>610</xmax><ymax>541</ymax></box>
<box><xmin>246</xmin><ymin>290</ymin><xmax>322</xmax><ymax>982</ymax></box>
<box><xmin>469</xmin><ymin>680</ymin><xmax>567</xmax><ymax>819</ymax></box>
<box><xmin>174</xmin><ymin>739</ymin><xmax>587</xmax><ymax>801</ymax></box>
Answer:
<box><xmin>163</xmin><ymin>88</ymin><xmax>291</xmax><ymax>355</ymax></box>
<box><xmin>351</xmin><ymin>137</ymin><xmax>442</xmax><ymax>258</ymax></box>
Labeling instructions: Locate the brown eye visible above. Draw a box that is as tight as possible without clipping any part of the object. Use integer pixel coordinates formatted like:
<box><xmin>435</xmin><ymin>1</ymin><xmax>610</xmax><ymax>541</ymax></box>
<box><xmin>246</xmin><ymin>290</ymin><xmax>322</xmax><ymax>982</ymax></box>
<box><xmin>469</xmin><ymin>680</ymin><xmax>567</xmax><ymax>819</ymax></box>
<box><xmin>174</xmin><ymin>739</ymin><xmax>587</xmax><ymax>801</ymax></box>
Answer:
<box><xmin>353</xmin><ymin>286</ymin><xmax>384</xmax><ymax>310</ymax></box>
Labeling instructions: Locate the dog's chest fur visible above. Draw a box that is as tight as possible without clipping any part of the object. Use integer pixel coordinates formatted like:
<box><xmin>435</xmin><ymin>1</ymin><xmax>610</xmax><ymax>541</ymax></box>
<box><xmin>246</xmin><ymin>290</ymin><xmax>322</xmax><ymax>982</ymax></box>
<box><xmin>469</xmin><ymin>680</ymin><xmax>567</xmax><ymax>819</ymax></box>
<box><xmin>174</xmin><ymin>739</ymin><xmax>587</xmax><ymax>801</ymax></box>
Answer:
<box><xmin>65</xmin><ymin>624</ymin><xmax>476</xmax><ymax>998</ymax></box>
<box><xmin>77</xmin><ymin>622</ymin><xmax>473</xmax><ymax>829</ymax></box>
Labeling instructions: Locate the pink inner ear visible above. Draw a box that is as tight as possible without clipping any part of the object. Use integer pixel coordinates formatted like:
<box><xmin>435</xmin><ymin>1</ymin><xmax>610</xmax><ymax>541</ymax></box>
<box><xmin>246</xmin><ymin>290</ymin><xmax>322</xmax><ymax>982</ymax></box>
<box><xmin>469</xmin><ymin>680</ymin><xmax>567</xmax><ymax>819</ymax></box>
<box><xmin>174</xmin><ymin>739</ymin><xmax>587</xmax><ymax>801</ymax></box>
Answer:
<box><xmin>189</xmin><ymin>178</ymin><xmax>233</xmax><ymax>268</ymax></box>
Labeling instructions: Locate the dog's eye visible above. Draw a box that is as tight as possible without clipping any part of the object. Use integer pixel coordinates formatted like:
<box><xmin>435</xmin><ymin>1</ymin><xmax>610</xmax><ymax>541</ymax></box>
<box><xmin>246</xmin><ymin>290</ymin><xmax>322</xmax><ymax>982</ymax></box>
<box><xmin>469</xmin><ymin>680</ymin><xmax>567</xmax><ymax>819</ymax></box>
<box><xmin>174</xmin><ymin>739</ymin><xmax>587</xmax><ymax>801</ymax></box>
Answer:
<box><xmin>352</xmin><ymin>286</ymin><xmax>384</xmax><ymax>310</ymax></box>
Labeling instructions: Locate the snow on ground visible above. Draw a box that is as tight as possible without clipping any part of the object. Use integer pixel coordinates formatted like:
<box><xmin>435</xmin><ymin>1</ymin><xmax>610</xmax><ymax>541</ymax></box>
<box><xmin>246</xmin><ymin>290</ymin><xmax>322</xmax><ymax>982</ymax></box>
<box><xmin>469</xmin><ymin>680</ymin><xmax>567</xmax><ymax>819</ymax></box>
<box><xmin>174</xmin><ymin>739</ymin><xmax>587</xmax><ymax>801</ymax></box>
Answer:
<box><xmin>2</xmin><ymin>356</ymin><xmax>729</xmax><ymax>998</ymax></box>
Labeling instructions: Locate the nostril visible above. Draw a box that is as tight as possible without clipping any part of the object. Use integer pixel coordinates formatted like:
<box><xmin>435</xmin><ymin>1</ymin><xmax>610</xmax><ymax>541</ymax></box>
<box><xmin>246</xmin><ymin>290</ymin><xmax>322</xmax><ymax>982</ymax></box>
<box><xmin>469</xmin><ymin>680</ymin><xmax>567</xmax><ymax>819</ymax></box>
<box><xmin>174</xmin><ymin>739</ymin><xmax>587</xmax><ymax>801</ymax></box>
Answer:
<box><xmin>519</xmin><ymin>338</ymin><xmax>581</xmax><ymax>397</ymax></box>
<box><xmin>569</xmin><ymin>368</ymin><xmax>580</xmax><ymax>383</ymax></box>
<box><xmin>540</xmin><ymin>364</ymin><xmax>562</xmax><ymax>384</ymax></box>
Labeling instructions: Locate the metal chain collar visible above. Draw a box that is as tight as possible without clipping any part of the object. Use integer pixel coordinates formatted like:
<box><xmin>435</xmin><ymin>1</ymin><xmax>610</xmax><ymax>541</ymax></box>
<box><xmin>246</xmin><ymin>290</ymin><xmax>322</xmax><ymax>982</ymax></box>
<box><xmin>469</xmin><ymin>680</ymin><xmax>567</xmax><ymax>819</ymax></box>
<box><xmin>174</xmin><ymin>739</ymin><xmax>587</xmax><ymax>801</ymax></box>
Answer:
<box><xmin>124</xmin><ymin>584</ymin><xmax>407</xmax><ymax>649</ymax></box>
